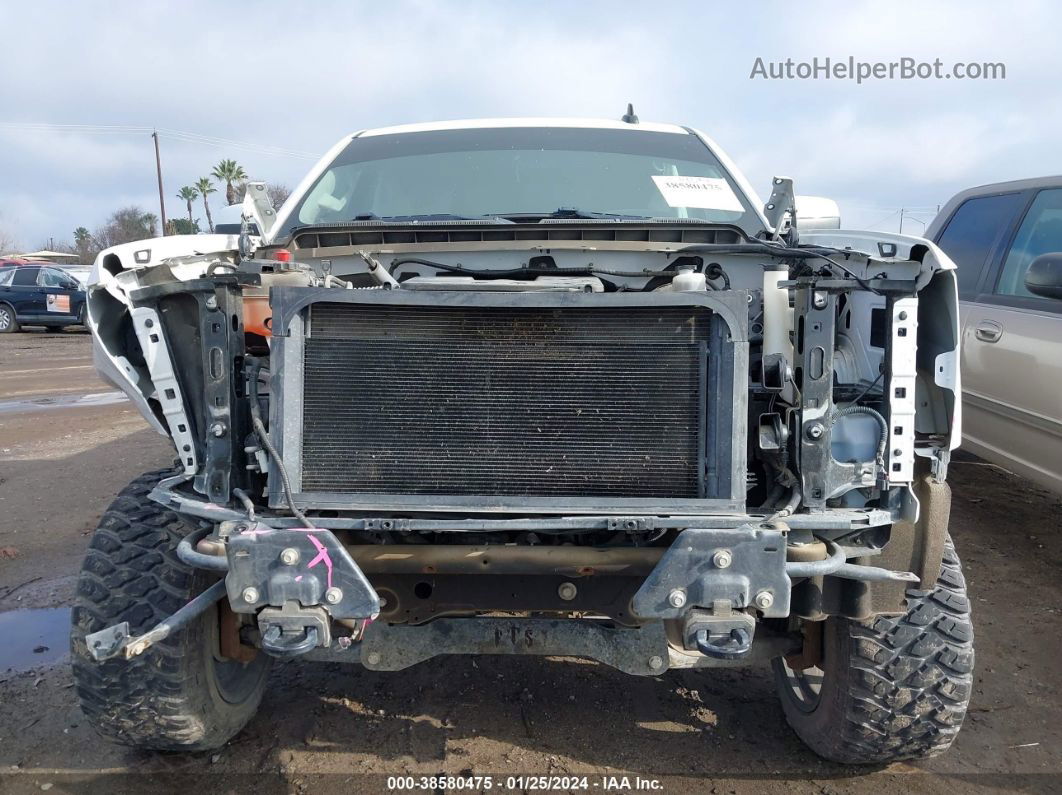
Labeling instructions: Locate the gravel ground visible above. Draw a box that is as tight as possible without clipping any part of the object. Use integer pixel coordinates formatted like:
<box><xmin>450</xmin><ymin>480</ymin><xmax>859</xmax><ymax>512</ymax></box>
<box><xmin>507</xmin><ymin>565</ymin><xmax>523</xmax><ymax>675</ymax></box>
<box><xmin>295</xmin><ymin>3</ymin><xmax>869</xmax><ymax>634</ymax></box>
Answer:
<box><xmin>0</xmin><ymin>331</ymin><xmax>1060</xmax><ymax>794</ymax></box>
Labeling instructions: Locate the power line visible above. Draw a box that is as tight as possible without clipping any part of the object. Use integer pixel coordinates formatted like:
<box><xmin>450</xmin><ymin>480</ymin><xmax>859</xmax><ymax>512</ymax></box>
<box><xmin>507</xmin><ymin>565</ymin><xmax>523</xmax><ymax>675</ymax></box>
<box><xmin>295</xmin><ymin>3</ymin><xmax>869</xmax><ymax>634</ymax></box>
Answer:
<box><xmin>862</xmin><ymin>209</ymin><xmax>902</xmax><ymax>230</ymax></box>
<box><xmin>0</xmin><ymin>122</ymin><xmax>320</xmax><ymax>160</ymax></box>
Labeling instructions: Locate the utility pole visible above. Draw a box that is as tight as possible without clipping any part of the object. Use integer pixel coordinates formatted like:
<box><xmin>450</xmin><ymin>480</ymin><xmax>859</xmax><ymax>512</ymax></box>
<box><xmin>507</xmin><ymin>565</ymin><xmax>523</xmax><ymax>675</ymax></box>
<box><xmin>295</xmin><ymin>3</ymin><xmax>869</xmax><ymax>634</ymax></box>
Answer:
<box><xmin>152</xmin><ymin>130</ymin><xmax>168</xmax><ymax>235</ymax></box>
<box><xmin>899</xmin><ymin>208</ymin><xmax>904</xmax><ymax>234</ymax></box>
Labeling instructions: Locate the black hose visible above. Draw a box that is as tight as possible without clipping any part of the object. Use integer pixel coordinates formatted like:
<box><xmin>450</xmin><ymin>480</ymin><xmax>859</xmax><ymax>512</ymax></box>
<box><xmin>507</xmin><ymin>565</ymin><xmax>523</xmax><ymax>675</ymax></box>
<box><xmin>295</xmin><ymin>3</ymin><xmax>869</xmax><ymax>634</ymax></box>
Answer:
<box><xmin>232</xmin><ymin>487</ymin><xmax>256</xmax><ymax>522</ymax></box>
<box><xmin>177</xmin><ymin>526</ymin><xmax>229</xmax><ymax>572</ymax></box>
<box><xmin>756</xmin><ymin>482</ymin><xmax>785</xmax><ymax>512</ymax></box>
<box><xmin>830</xmin><ymin>405</ymin><xmax>888</xmax><ymax>470</ymax></box>
<box><xmin>703</xmin><ymin>262</ymin><xmax>731</xmax><ymax>289</ymax></box>
<box><xmin>391</xmin><ymin>257</ymin><xmax>677</xmax><ymax>280</ymax></box>
<box><xmin>843</xmin><ymin>371</ymin><xmax>884</xmax><ymax>406</ymax></box>
<box><xmin>245</xmin><ymin>358</ymin><xmax>314</xmax><ymax>529</ymax></box>
<box><xmin>251</xmin><ymin>414</ymin><xmax>312</xmax><ymax>529</ymax></box>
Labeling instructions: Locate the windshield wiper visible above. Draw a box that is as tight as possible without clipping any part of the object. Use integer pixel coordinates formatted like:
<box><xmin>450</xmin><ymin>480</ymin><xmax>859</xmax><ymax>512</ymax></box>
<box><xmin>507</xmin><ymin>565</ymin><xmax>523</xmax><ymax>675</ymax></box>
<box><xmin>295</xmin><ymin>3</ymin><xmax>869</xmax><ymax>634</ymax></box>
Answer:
<box><xmin>489</xmin><ymin>208</ymin><xmax>652</xmax><ymax>222</ymax></box>
<box><xmin>349</xmin><ymin>212</ymin><xmax>504</xmax><ymax>222</ymax></box>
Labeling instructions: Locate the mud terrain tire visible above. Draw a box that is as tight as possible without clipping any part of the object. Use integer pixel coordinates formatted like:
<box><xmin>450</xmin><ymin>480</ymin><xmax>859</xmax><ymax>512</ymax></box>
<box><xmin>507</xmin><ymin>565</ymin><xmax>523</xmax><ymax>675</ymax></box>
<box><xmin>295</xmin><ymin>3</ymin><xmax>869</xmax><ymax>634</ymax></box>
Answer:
<box><xmin>774</xmin><ymin>536</ymin><xmax>974</xmax><ymax>764</ymax></box>
<box><xmin>71</xmin><ymin>470</ymin><xmax>271</xmax><ymax>751</ymax></box>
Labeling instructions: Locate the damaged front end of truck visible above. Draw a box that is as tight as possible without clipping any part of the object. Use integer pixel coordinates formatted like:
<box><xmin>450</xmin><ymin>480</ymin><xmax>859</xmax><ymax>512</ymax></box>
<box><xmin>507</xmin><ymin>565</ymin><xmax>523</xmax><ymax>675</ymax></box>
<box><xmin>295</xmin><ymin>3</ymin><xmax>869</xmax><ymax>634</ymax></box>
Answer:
<box><xmin>83</xmin><ymin>209</ymin><xmax>960</xmax><ymax>663</ymax></box>
<box><xmin>72</xmin><ymin>120</ymin><xmax>969</xmax><ymax>762</ymax></box>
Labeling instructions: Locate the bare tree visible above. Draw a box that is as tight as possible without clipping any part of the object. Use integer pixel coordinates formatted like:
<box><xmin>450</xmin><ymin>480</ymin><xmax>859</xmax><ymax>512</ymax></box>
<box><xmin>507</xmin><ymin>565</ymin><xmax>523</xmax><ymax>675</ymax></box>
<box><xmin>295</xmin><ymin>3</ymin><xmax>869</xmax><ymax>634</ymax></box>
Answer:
<box><xmin>93</xmin><ymin>206</ymin><xmax>160</xmax><ymax>250</ymax></box>
<box><xmin>0</xmin><ymin>213</ymin><xmax>18</xmax><ymax>254</ymax></box>
<box><xmin>234</xmin><ymin>182</ymin><xmax>291</xmax><ymax>210</ymax></box>
<box><xmin>266</xmin><ymin>183</ymin><xmax>292</xmax><ymax>209</ymax></box>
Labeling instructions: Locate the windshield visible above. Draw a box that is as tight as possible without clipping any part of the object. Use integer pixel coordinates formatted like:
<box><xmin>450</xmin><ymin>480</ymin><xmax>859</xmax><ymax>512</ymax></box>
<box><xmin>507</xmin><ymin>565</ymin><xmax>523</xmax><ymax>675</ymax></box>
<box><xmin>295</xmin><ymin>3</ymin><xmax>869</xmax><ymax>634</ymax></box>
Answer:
<box><xmin>278</xmin><ymin>127</ymin><xmax>755</xmax><ymax>236</ymax></box>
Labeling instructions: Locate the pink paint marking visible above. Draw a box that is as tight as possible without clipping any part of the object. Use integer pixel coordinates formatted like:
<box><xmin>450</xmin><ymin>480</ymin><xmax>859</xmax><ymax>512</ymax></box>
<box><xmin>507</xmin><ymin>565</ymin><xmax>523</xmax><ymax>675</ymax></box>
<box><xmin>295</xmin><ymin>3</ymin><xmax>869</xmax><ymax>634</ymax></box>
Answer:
<box><xmin>306</xmin><ymin>534</ymin><xmax>334</xmax><ymax>589</ymax></box>
<box><xmin>242</xmin><ymin>527</ymin><xmax>324</xmax><ymax>537</ymax></box>
<box><xmin>294</xmin><ymin>575</ymin><xmax>303</xmax><ymax>582</ymax></box>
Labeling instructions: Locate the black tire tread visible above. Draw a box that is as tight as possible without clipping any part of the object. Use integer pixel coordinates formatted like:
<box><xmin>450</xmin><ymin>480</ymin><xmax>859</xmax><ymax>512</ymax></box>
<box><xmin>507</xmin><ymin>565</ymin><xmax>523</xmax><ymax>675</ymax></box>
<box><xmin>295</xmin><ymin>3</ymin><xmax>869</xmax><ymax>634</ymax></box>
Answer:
<box><xmin>70</xmin><ymin>470</ymin><xmax>268</xmax><ymax>751</ymax></box>
<box><xmin>780</xmin><ymin>536</ymin><xmax>974</xmax><ymax>764</ymax></box>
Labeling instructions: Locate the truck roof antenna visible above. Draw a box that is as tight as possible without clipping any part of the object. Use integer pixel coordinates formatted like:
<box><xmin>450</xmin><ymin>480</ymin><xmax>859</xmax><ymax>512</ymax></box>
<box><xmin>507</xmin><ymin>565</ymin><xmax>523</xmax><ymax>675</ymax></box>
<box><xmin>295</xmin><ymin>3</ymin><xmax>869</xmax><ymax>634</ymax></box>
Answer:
<box><xmin>621</xmin><ymin>103</ymin><xmax>639</xmax><ymax>124</ymax></box>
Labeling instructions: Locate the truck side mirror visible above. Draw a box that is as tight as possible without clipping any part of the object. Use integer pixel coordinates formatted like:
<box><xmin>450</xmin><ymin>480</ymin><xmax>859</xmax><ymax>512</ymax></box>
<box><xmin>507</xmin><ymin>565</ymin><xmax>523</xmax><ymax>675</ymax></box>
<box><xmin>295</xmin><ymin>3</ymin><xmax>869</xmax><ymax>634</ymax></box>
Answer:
<box><xmin>1024</xmin><ymin>252</ymin><xmax>1062</xmax><ymax>300</ymax></box>
<box><xmin>794</xmin><ymin>196</ymin><xmax>841</xmax><ymax>230</ymax></box>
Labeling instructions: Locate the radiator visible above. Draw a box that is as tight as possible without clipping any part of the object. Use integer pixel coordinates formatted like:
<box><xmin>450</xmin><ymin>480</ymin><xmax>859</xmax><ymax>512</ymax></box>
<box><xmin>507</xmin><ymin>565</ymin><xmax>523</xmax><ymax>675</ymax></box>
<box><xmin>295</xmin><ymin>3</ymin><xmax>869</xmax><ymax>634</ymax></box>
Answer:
<box><xmin>298</xmin><ymin>302</ymin><xmax>710</xmax><ymax>498</ymax></box>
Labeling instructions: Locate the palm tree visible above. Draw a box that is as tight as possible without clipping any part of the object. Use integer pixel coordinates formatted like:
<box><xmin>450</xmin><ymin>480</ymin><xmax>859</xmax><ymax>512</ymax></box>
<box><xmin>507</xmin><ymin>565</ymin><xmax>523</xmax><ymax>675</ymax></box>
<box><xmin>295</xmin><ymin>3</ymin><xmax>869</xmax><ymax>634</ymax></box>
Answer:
<box><xmin>212</xmin><ymin>159</ymin><xmax>248</xmax><ymax>206</ymax></box>
<box><xmin>177</xmin><ymin>186</ymin><xmax>199</xmax><ymax>227</ymax></box>
<box><xmin>195</xmin><ymin>178</ymin><xmax>217</xmax><ymax>233</ymax></box>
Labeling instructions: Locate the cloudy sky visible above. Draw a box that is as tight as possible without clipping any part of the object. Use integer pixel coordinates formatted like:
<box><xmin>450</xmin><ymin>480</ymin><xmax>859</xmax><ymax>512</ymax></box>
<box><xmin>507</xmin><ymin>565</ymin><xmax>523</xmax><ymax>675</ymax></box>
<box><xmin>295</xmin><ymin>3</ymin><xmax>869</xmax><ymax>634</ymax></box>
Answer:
<box><xmin>1</xmin><ymin>0</ymin><xmax>1059</xmax><ymax>248</ymax></box>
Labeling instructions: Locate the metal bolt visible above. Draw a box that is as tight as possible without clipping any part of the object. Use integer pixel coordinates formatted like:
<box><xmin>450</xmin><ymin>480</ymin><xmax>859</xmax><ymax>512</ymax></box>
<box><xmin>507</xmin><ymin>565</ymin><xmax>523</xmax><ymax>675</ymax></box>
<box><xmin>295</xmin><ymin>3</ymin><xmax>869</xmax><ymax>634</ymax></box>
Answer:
<box><xmin>325</xmin><ymin>587</ymin><xmax>343</xmax><ymax>604</ymax></box>
<box><xmin>648</xmin><ymin>655</ymin><xmax>664</xmax><ymax>671</ymax></box>
<box><xmin>209</xmin><ymin>422</ymin><xmax>226</xmax><ymax>437</ymax></box>
<box><xmin>557</xmin><ymin>582</ymin><xmax>578</xmax><ymax>601</ymax></box>
<box><xmin>813</xmin><ymin>291</ymin><xmax>828</xmax><ymax>309</ymax></box>
<box><xmin>205</xmin><ymin>295</ymin><xmax>218</xmax><ymax>310</ymax></box>
<box><xmin>241</xmin><ymin>587</ymin><xmax>259</xmax><ymax>604</ymax></box>
<box><xmin>668</xmin><ymin>589</ymin><xmax>687</xmax><ymax>609</ymax></box>
<box><xmin>806</xmin><ymin>422</ymin><xmax>825</xmax><ymax>440</ymax></box>
<box><xmin>378</xmin><ymin>595</ymin><xmax>388</xmax><ymax>608</ymax></box>
<box><xmin>130</xmin><ymin>642</ymin><xmax>147</xmax><ymax>656</ymax></box>
<box><xmin>754</xmin><ymin>590</ymin><xmax>775</xmax><ymax>610</ymax></box>
<box><xmin>712</xmin><ymin>550</ymin><xmax>733</xmax><ymax>569</ymax></box>
<box><xmin>366</xmin><ymin>651</ymin><xmax>381</xmax><ymax>666</ymax></box>
<box><xmin>279</xmin><ymin>547</ymin><xmax>300</xmax><ymax>566</ymax></box>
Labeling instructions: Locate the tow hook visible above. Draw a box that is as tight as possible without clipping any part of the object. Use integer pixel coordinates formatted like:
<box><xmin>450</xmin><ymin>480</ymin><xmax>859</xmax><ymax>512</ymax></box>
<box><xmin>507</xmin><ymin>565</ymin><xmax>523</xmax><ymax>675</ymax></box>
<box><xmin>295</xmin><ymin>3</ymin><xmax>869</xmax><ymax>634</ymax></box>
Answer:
<box><xmin>257</xmin><ymin>603</ymin><xmax>331</xmax><ymax>659</ymax></box>
<box><xmin>224</xmin><ymin>521</ymin><xmax>380</xmax><ymax>659</ymax></box>
<box><xmin>695</xmin><ymin>626</ymin><xmax>753</xmax><ymax>660</ymax></box>
<box><xmin>683</xmin><ymin>607</ymin><xmax>756</xmax><ymax>661</ymax></box>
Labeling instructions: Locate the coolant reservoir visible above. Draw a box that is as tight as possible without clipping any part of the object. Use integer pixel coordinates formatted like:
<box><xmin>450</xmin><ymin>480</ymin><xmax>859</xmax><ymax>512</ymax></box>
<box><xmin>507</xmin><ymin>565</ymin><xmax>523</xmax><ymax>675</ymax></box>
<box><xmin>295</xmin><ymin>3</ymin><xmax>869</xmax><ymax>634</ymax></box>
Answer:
<box><xmin>243</xmin><ymin>269</ymin><xmax>314</xmax><ymax>337</ymax></box>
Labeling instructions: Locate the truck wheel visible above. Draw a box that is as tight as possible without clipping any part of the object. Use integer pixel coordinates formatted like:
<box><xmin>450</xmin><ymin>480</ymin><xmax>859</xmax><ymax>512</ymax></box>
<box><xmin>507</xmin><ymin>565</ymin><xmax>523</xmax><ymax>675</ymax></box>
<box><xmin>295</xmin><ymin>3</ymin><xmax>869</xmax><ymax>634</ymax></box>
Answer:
<box><xmin>774</xmin><ymin>536</ymin><xmax>974</xmax><ymax>764</ymax></box>
<box><xmin>70</xmin><ymin>470</ymin><xmax>272</xmax><ymax>751</ymax></box>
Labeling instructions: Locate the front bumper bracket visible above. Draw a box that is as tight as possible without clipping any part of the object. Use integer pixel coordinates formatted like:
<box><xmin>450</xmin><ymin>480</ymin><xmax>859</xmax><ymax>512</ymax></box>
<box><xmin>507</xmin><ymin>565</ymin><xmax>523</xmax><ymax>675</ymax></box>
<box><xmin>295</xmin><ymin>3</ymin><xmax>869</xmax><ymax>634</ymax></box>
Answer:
<box><xmin>631</xmin><ymin>525</ymin><xmax>791</xmax><ymax>619</ymax></box>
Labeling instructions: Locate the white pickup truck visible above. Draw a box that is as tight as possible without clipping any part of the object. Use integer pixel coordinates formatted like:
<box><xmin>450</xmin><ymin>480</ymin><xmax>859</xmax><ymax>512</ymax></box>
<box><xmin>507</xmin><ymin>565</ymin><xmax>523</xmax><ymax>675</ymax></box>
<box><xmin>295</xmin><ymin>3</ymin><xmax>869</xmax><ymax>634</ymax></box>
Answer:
<box><xmin>72</xmin><ymin>116</ymin><xmax>969</xmax><ymax>766</ymax></box>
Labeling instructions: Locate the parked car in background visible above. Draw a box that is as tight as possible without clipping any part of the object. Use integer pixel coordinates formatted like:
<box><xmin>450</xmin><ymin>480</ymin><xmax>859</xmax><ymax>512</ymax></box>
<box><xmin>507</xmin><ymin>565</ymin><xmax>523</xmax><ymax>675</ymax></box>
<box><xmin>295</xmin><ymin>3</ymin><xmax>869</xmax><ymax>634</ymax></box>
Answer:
<box><xmin>0</xmin><ymin>262</ymin><xmax>87</xmax><ymax>332</ymax></box>
<box><xmin>56</xmin><ymin>263</ymin><xmax>92</xmax><ymax>286</ymax></box>
<box><xmin>927</xmin><ymin>176</ymin><xmax>1062</xmax><ymax>494</ymax></box>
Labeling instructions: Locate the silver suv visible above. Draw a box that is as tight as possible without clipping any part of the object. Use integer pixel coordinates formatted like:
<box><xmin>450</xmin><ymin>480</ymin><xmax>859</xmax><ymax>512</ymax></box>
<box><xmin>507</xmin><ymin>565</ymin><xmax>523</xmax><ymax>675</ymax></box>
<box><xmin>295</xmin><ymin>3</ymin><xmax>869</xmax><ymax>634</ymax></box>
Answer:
<box><xmin>928</xmin><ymin>177</ymin><xmax>1062</xmax><ymax>494</ymax></box>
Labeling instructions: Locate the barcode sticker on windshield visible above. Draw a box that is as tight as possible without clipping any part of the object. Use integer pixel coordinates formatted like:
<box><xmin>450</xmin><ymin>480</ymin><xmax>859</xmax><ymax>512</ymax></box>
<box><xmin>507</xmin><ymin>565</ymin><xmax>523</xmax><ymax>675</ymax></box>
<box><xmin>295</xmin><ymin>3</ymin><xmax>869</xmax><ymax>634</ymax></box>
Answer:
<box><xmin>652</xmin><ymin>176</ymin><xmax>744</xmax><ymax>212</ymax></box>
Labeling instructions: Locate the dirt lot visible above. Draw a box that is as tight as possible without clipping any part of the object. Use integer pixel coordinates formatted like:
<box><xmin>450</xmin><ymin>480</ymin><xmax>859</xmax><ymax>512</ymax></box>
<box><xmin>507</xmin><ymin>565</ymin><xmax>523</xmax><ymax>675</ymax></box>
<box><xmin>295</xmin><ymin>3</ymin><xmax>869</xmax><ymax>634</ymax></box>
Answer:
<box><xmin>0</xmin><ymin>331</ymin><xmax>1060</xmax><ymax>794</ymax></box>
